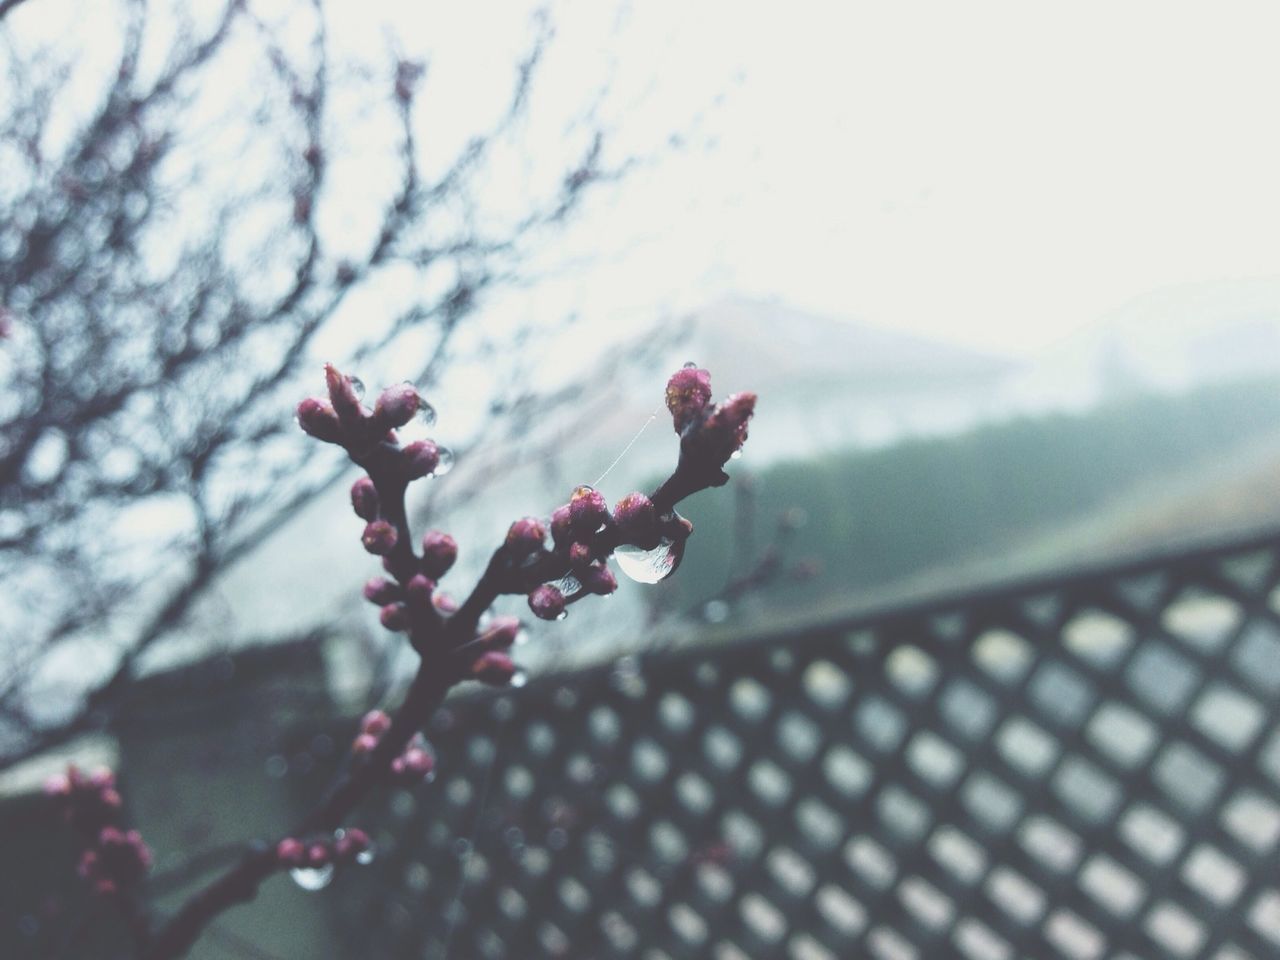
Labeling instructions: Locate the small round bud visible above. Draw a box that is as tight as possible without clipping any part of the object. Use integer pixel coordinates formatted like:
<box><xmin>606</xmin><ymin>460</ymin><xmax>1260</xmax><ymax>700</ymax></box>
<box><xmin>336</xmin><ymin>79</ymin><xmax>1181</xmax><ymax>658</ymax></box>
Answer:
<box><xmin>549</xmin><ymin>505</ymin><xmax>573</xmax><ymax>547</ymax></box>
<box><xmin>276</xmin><ymin>838</ymin><xmax>307</xmax><ymax>866</ymax></box>
<box><xmin>701</xmin><ymin>391</ymin><xmax>756</xmax><ymax>460</ymax></box>
<box><xmin>568</xmin><ymin>542</ymin><xmax>592</xmax><ymax>570</ymax></box>
<box><xmin>472</xmin><ymin>651</ymin><xmax>517</xmax><ymax>686</ymax></box>
<box><xmin>613</xmin><ymin>492</ymin><xmax>659</xmax><ymax>548</ymax></box>
<box><xmin>421</xmin><ymin>531</ymin><xmax>458</xmax><ymax>578</ymax></box>
<box><xmin>44</xmin><ymin>773</ymin><xmax>71</xmax><ymax>798</ymax></box>
<box><xmin>373</xmin><ymin>382</ymin><xmax>420</xmax><ymax>429</ymax></box>
<box><xmin>379</xmin><ymin>603</ymin><xmax>409</xmax><ymax>631</ymax></box>
<box><xmin>296</xmin><ymin>397</ymin><xmax>342</xmax><ymax>442</ymax></box>
<box><xmin>581</xmin><ymin>563</ymin><xmax>618</xmax><ymax>596</ymax></box>
<box><xmin>405</xmin><ymin>574</ymin><xmax>435</xmax><ymax>610</ymax></box>
<box><xmin>478</xmin><ymin>615</ymin><xmax>521</xmax><ymax>650</ymax></box>
<box><xmin>398</xmin><ymin>747</ymin><xmax>434</xmax><ymax>778</ymax></box>
<box><xmin>334</xmin><ymin>827</ymin><xmax>371</xmax><ymax>860</ymax></box>
<box><xmin>351</xmin><ymin>733</ymin><xmax>379</xmax><ymax>755</ymax></box>
<box><xmin>361</xmin><ymin>710</ymin><xmax>391</xmax><ymax>736</ymax></box>
<box><xmin>528</xmin><ymin>584</ymin><xmax>566</xmax><ymax>621</ymax></box>
<box><xmin>363</xmin><ymin>577</ymin><xmax>401</xmax><ymax>605</ymax></box>
<box><xmin>402</xmin><ymin>440</ymin><xmax>441</xmax><ymax>480</ymax></box>
<box><xmin>362</xmin><ymin>520</ymin><xmax>398</xmax><ymax>555</ymax></box>
<box><xmin>307</xmin><ymin>843</ymin><xmax>331</xmax><ymax>868</ymax></box>
<box><xmin>506</xmin><ymin>517</ymin><xmax>547</xmax><ymax>554</ymax></box>
<box><xmin>350</xmin><ymin>477</ymin><xmax>379</xmax><ymax>521</ymax></box>
<box><xmin>666</xmin><ymin>365</ymin><xmax>713</xmax><ymax>433</ymax></box>
<box><xmin>569</xmin><ymin>485</ymin><xmax>609</xmax><ymax>535</ymax></box>
<box><xmin>433</xmin><ymin>592</ymin><xmax>458</xmax><ymax>615</ymax></box>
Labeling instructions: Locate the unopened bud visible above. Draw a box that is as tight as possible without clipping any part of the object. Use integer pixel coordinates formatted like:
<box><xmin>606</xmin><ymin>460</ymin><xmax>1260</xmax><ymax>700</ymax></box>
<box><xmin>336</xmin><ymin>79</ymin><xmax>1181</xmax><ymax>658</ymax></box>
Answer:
<box><xmin>324</xmin><ymin>363</ymin><xmax>365</xmax><ymax>425</ymax></box>
<box><xmin>362</xmin><ymin>520</ymin><xmax>398</xmax><ymax>555</ymax></box>
<box><xmin>472</xmin><ymin>651</ymin><xmax>517</xmax><ymax>686</ymax></box>
<box><xmin>568</xmin><ymin>542</ymin><xmax>592</xmax><ymax>570</ymax></box>
<box><xmin>478</xmin><ymin>615</ymin><xmax>521</xmax><ymax>650</ymax></box>
<box><xmin>379</xmin><ymin>603</ymin><xmax>409</xmax><ymax>631</ymax></box>
<box><xmin>374</xmin><ymin>382</ymin><xmax>420</xmax><ymax>429</ymax></box>
<box><xmin>351</xmin><ymin>733</ymin><xmax>379</xmax><ymax>755</ymax></box>
<box><xmin>666</xmin><ymin>365</ymin><xmax>713</xmax><ymax>433</ymax></box>
<box><xmin>549</xmin><ymin>505</ymin><xmax>572</xmax><ymax>547</ymax></box>
<box><xmin>613</xmin><ymin>492</ymin><xmax>659</xmax><ymax>548</ymax></box>
<box><xmin>363</xmin><ymin>577</ymin><xmax>401</xmax><ymax>605</ymax></box>
<box><xmin>361</xmin><ymin>710</ymin><xmax>391</xmax><ymax>736</ymax></box>
<box><xmin>581</xmin><ymin>563</ymin><xmax>618</xmax><ymax>596</ymax></box>
<box><xmin>402</xmin><ymin>440</ymin><xmax>440</xmax><ymax>480</ymax></box>
<box><xmin>506</xmin><ymin>517</ymin><xmax>547</xmax><ymax>554</ymax></box>
<box><xmin>701</xmin><ymin>391</ymin><xmax>756</xmax><ymax>461</ymax></box>
<box><xmin>307</xmin><ymin>843</ymin><xmax>331</xmax><ymax>868</ymax></box>
<box><xmin>350</xmin><ymin>477</ymin><xmax>379</xmax><ymax>521</ymax></box>
<box><xmin>528</xmin><ymin>584</ymin><xmax>566</xmax><ymax>621</ymax></box>
<box><xmin>296</xmin><ymin>397</ymin><xmax>342</xmax><ymax>442</ymax></box>
<box><xmin>405</xmin><ymin>574</ymin><xmax>435</xmax><ymax>610</ymax></box>
<box><xmin>276</xmin><ymin>838</ymin><xmax>307</xmax><ymax>866</ymax></box>
<box><xmin>398</xmin><ymin>747</ymin><xmax>434</xmax><ymax>778</ymax></box>
<box><xmin>569</xmin><ymin>485</ymin><xmax>609</xmax><ymax>535</ymax></box>
<box><xmin>334</xmin><ymin>827</ymin><xmax>371</xmax><ymax>860</ymax></box>
<box><xmin>433</xmin><ymin>592</ymin><xmax>458</xmax><ymax>615</ymax></box>
<box><xmin>421</xmin><ymin>530</ymin><xmax>458</xmax><ymax>578</ymax></box>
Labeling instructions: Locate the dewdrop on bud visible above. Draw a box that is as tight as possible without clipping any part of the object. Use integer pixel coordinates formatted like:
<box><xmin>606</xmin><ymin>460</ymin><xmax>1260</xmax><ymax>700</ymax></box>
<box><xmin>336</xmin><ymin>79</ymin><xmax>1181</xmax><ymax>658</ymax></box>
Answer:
<box><xmin>421</xmin><ymin>531</ymin><xmax>457</xmax><ymax>578</ymax></box>
<box><xmin>362</xmin><ymin>520</ymin><xmax>397</xmax><ymax>555</ymax></box>
<box><xmin>528</xmin><ymin>584</ymin><xmax>566</xmax><ymax>621</ymax></box>
<box><xmin>296</xmin><ymin>398</ymin><xmax>342</xmax><ymax>442</ymax></box>
<box><xmin>350</xmin><ymin>477</ymin><xmax>378</xmax><ymax>521</ymax></box>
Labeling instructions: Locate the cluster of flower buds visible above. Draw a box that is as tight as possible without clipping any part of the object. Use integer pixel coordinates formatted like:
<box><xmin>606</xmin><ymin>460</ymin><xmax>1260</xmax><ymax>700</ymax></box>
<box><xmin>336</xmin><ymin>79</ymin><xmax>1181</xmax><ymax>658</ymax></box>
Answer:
<box><xmin>47</xmin><ymin>766</ymin><xmax>151</xmax><ymax>896</ymax></box>
<box><xmin>296</xmin><ymin>364</ymin><xmax>451</xmax><ymax>480</ymax></box>
<box><xmin>350</xmin><ymin>710</ymin><xmax>437</xmax><ymax>782</ymax></box>
<box><xmin>665</xmin><ymin>363</ymin><xmax>756</xmax><ymax>475</ymax></box>
<box><xmin>466</xmin><ymin>615</ymin><xmax>523</xmax><ymax>686</ymax></box>
<box><xmin>275</xmin><ymin>827</ymin><xmax>372</xmax><ymax>870</ymax></box>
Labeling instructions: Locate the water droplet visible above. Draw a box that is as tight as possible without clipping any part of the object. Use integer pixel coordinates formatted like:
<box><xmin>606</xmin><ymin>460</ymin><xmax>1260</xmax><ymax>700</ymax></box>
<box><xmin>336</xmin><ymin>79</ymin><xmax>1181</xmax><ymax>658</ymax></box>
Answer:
<box><xmin>703</xmin><ymin>599</ymin><xmax>730</xmax><ymax>623</ymax></box>
<box><xmin>730</xmin><ymin>449</ymin><xmax>743</xmax><ymax>460</ymax></box>
<box><xmin>356</xmin><ymin>848</ymin><xmax>376</xmax><ymax>866</ymax></box>
<box><xmin>511</xmin><ymin>669</ymin><xmax>528</xmax><ymax>688</ymax></box>
<box><xmin>556</xmin><ymin>573</ymin><xmax>582</xmax><ymax>596</ymax></box>
<box><xmin>429</xmin><ymin>446</ymin><xmax>455</xmax><ymax>478</ymax></box>
<box><xmin>682</xmin><ymin>360</ymin><xmax>698</xmax><ymax>369</ymax></box>
<box><xmin>348</xmin><ymin>376</ymin><xmax>365</xmax><ymax>400</ymax></box>
<box><xmin>574</xmin><ymin>483</ymin><xmax>595</xmax><ymax>494</ymax></box>
<box><xmin>554</xmin><ymin>610</ymin><xmax>568</xmax><ymax>622</ymax></box>
<box><xmin>614</xmin><ymin>537</ymin><xmax>684</xmax><ymax>583</ymax></box>
<box><xmin>289</xmin><ymin>864</ymin><xmax>334</xmax><ymax>891</ymax></box>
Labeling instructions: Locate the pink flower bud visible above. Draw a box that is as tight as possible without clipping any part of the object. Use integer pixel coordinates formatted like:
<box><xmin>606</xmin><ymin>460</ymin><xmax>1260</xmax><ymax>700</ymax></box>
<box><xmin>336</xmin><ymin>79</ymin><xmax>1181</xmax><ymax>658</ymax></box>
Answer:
<box><xmin>478</xmin><ymin>615</ymin><xmax>521</xmax><ymax>650</ymax></box>
<box><xmin>421</xmin><ymin>530</ymin><xmax>458</xmax><ymax>578</ymax></box>
<box><xmin>276</xmin><ymin>838</ymin><xmax>307</xmax><ymax>866</ymax></box>
<box><xmin>350</xmin><ymin>477</ymin><xmax>379</xmax><ymax>521</ymax></box>
<box><xmin>528</xmin><ymin>584</ymin><xmax>566</xmax><ymax>621</ymax></box>
<box><xmin>702</xmin><ymin>391</ymin><xmax>756</xmax><ymax>459</ymax></box>
<box><xmin>402</xmin><ymin>440</ymin><xmax>440</xmax><ymax>479</ymax></box>
<box><xmin>569</xmin><ymin>485</ymin><xmax>609</xmax><ymax>535</ymax></box>
<box><xmin>361</xmin><ymin>710</ymin><xmax>392</xmax><ymax>736</ymax></box>
<box><xmin>613</xmin><ymin>492</ymin><xmax>659</xmax><ymax>548</ymax></box>
<box><xmin>581</xmin><ymin>563</ymin><xmax>618</xmax><ymax>596</ymax></box>
<box><xmin>307</xmin><ymin>843</ymin><xmax>331</xmax><ymax>868</ymax></box>
<box><xmin>568</xmin><ymin>542</ymin><xmax>592</xmax><ymax>570</ymax></box>
<box><xmin>363</xmin><ymin>577</ymin><xmax>401</xmax><ymax>605</ymax></box>
<box><xmin>351</xmin><ymin>733</ymin><xmax>379</xmax><ymax>755</ymax></box>
<box><xmin>379</xmin><ymin>603</ymin><xmax>409</xmax><ymax>631</ymax></box>
<box><xmin>506</xmin><ymin>517</ymin><xmax>547</xmax><ymax>554</ymax></box>
<box><xmin>549</xmin><ymin>505</ymin><xmax>573</xmax><ymax>547</ymax></box>
<box><xmin>472</xmin><ymin>651</ymin><xmax>517</xmax><ymax>686</ymax></box>
<box><xmin>296</xmin><ymin>397</ymin><xmax>342</xmax><ymax>442</ymax></box>
<box><xmin>390</xmin><ymin>757</ymin><xmax>406</xmax><ymax>776</ymax></box>
<box><xmin>405</xmin><ymin>574</ymin><xmax>435</xmax><ymax>610</ymax></box>
<box><xmin>324</xmin><ymin>363</ymin><xmax>365</xmax><ymax>424</ymax></box>
<box><xmin>373</xmin><ymin>382</ymin><xmax>420</xmax><ymax>429</ymax></box>
<box><xmin>44</xmin><ymin>774</ymin><xmax>71</xmax><ymax>798</ymax></box>
<box><xmin>433</xmin><ymin>592</ymin><xmax>458</xmax><ymax>615</ymax></box>
<box><xmin>362</xmin><ymin>520</ymin><xmax>398</xmax><ymax>555</ymax></box>
<box><xmin>666</xmin><ymin>365</ymin><xmax>713</xmax><ymax>433</ymax></box>
<box><xmin>398</xmin><ymin>747</ymin><xmax>434</xmax><ymax>778</ymax></box>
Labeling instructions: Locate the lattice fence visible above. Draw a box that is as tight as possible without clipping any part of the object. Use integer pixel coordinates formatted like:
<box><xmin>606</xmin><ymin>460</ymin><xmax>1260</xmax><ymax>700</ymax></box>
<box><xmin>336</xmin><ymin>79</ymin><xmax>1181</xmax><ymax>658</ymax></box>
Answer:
<box><xmin>338</xmin><ymin>534</ymin><xmax>1280</xmax><ymax>960</ymax></box>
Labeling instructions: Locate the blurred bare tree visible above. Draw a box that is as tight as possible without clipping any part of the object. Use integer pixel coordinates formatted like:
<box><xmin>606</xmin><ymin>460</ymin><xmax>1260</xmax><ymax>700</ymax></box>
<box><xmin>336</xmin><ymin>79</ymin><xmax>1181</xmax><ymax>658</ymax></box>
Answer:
<box><xmin>0</xmin><ymin>0</ymin><xmax>646</xmax><ymax>770</ymax></box>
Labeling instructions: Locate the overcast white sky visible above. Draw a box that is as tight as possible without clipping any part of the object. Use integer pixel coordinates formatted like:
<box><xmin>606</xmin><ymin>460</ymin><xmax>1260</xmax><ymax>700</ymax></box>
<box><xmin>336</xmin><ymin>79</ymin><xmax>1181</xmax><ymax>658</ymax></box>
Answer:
<box><xmin>353</xmin><ymin>0</ymin><xmax>1280</xmax><ymax>360</ymax></box>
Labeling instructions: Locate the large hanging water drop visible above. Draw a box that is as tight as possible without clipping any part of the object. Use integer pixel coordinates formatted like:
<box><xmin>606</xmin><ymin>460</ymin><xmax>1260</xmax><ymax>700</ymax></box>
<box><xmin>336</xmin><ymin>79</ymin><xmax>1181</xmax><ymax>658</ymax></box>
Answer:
<box><xmin>430</xmin><ymin>446</ymin><xmax>455</xmax><ymax>478</ymax></box>
<box><xmin>289</xmin><ymin>864</ymin><xmax>334</xmax><ymax>891</ymax></box>
<box><xmin>615</xmin><ymin>537</ymin><xmax>685</xmax><ymax>584</ymax></box>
